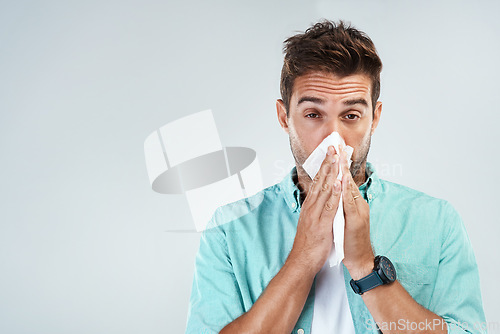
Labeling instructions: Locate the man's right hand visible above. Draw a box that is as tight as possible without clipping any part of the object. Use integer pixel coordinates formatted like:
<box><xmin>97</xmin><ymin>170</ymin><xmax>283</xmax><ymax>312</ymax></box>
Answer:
<box><xmin>288</xmin><ymin>145</ymin><xmax>341</xmax><ymax>275</ymax></box>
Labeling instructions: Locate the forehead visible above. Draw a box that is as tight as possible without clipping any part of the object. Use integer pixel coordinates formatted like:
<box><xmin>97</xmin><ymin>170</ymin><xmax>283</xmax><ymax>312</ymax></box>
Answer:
<box><xmin>291</xmin><ymin>72</ymin><xmax>372</xmax><ymax>104</ymax></box>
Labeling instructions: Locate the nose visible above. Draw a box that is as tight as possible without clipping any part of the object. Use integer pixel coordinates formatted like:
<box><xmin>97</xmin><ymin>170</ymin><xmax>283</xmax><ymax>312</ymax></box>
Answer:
<box><xmin>322</xmin><ymin>119</ymin><xmax>341</xmax><ymax>136</ymax></box>
<box><xmin>321</xmin><ymin>120</ymin><xmax>349</xmax><ymax>153</ymax></box>
<box><xmin>321</xmin><ymin>123</ymin><xmax>344</xmax><ymax>149</ymax></box>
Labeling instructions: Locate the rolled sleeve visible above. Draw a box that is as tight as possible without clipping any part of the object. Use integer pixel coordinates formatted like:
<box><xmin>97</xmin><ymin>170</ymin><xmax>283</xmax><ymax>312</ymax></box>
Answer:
<box><xmin>428</xmin><ymin>202</ymin><xmax>487</xmax><ymax>334</ymax></box>
<box><xmin>185</xmin><ymin>212</ymin><xmax>245</xmax><ymax>333</ymax></box>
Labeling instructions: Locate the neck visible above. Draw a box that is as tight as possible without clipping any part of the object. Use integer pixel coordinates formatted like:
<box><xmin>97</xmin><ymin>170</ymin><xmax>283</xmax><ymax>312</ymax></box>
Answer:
<box><xmin>294</xmin><ymin>162</ymin><xmax>367</xmax><ymax>204</ymax></box>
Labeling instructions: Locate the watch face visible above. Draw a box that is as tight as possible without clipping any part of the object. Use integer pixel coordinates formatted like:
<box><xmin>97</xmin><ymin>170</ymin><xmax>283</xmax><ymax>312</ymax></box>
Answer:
<box><xmin>378</xmin><ymin>256</ymin><xmax>396</xmax><ymax>282</ymax></box>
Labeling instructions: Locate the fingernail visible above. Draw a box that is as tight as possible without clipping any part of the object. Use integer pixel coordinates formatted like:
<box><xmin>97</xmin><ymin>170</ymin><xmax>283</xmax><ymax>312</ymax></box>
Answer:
<box><xmin>332</xmin><ymin>154</ymin><xmax>338</xmax><ymax>163</ymax></box>
<box><xmin>327</xmin><ymin>146</ymin><xmax>333</xmax><ymax>156</ymax></box>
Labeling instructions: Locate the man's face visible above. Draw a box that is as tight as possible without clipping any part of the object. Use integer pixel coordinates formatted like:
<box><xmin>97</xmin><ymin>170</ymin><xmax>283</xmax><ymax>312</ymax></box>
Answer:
<box><xmin>277</xmin><ymin>71</ymin><xmax>382</xmax><ymax>182</ymax></box>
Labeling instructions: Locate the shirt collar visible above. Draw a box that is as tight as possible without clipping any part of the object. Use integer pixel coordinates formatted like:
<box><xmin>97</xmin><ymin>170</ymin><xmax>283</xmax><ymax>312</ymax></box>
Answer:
<box><xmin>279</xmin><ymin>161</ymin><xmax>382</xmax><ymax>213</ymax></box>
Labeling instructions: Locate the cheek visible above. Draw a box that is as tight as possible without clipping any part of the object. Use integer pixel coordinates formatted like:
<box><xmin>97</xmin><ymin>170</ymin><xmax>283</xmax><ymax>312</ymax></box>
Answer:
<box><xmin>291</xmin><ymin>123</ymin><xmax>321</xmax><ymax>151</ymax></box>
<box><xmin>296</xmin><ymin>119</ymin><xmax>329</xmax><ymax>143</ymax></box>
<box><xmin>345</xmin><ymin>130</ymin><xmax>371</xmax><ymax>158</ymax></box>
<box><xmin>303</xmin><ymin>133</ymin><xmax>324</xmax><ymax>154</ymax></box>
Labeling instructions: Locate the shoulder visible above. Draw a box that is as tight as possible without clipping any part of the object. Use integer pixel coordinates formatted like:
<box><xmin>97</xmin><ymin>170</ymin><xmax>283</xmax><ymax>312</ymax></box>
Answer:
<box><xmin>224</xmin><ymin>182</ymin><xmax>281</xmax><ymax>212</ymax></box>
<box><xmin>376</xmin><ymin>178</ymin><xmax>462</xmax><ymax>225</ymax></box>
<box><xmin>205</xmin><ymin>182</ymin><xmax>282</xmax><ymax>232</ymax></box>
<box><xmin>379</xmin><ymin>178</ymin><xmax>449</xmax><ymax>206</ymax></box>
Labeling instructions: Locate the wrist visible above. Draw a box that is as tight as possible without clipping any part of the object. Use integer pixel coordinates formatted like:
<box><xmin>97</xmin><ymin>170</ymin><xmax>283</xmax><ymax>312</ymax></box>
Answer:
<box><xmin>285</xmin><ymin>250</ymin><xmax>320</xmax><ymax>279</ymax></box>
<box><xmin>345</xmin><ymin>255</ymin><xmax>375</xmax><ymax>280</ymax></box>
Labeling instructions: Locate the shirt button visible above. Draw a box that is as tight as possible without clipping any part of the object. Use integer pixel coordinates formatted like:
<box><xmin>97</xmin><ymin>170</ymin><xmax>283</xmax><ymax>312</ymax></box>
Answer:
<box><xmin>291</xmin><ymin>202</ymin><xmax>296</xmax><ymax>209</ymax></box>
<box><xmin>297</xmin><ymin>329</ymin><xmax>304</xmax><ymax>334</ymax></box>
<box><xmin>368</xmin><ymin>194</ymin><xmax>373</xmax><ymax>200</ymax></box>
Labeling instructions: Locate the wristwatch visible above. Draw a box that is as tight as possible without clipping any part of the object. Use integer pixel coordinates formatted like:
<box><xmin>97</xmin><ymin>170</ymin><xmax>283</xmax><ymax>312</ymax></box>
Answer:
<box><xmin>350</xmin><ymin>255</ymin><xmax>396</xmax><ymax>295</ymax></box>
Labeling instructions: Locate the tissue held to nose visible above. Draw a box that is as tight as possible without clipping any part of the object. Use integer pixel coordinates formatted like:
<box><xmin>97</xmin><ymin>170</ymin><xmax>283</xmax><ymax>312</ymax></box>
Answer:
<box><xmin>302</xmin><ymin>131</ymin><xmax>353</xmax><ymax>181</ymax></box>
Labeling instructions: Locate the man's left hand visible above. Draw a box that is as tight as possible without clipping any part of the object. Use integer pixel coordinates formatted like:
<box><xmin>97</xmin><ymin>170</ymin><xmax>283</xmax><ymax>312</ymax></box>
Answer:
<box><xmin>339</xmin><ymin>144</ymin><xmax>375</xmax><ymax>280</ymax></box>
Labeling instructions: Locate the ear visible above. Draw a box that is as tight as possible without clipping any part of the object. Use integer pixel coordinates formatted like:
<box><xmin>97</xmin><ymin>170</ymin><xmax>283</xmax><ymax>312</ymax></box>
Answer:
<box><xmin>370</xmin><ymin>101</ymin><xmax>382</xmax><ymax>136</ymax></box>
<box><xmin>276</xmin><ymin>99</ymin><xmax>290</xmax><ymax>134</ymax></box>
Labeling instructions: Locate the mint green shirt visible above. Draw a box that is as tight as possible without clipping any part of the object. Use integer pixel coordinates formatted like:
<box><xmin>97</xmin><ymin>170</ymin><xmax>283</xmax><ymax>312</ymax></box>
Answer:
<box><xmin>186</xmin><ymin>162</ymin><xmax>486</xmax><ymax>333</ymax></box>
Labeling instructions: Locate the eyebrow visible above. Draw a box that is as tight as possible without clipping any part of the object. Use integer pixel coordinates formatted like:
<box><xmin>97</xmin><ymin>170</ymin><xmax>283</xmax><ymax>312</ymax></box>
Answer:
<box><xmin>343</xmin><ymin>98</ymin><xmax>369</xmax><ymax>107</ymax></box>
<box><xmin>297</xmin><ymin>96</ymin><xmax>325</xmax><ymax>106</ymax></box>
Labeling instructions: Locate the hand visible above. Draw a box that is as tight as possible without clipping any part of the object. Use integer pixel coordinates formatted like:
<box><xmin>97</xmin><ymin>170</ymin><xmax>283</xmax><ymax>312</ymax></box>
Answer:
<box><xmin>288</xmin><ymin>146</ymin><xmax>342</xmax><ymax>275</ymax></box>
<box><xmin>338</xmin><ymin>144</ymin><xmax>375</xmax><ymax>279</ymax></box>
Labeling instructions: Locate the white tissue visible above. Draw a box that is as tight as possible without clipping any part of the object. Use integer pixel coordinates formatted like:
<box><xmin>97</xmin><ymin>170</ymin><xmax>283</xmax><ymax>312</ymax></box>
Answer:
<box><xmin>302</xmin><ymin>132</ymin><xmax>353</xmax><ymax>267</ymax></box>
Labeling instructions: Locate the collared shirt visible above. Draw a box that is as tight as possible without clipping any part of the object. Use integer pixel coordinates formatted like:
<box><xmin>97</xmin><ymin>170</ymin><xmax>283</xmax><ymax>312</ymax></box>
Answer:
<box><xmin>185</xmin><ymin>162</ymin><xmax>486</xmax><ymax>334</ymax></box>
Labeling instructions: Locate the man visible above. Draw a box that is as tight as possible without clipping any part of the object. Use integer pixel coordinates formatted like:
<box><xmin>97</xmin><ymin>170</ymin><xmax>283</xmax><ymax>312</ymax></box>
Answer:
<box><xmin>185</xmin><ymin>20</ymin><xmax>486</xmax><ymax>333</ymax></box>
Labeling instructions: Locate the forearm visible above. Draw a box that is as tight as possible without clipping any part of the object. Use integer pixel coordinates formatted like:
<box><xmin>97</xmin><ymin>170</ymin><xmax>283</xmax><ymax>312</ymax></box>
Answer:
<box><xmin>361</xmin><ymin>280</ymin><xmax>446</xmax><ymax>334</ymax></box>
<box><xmin>220</xmin><ymin>255</ymin><xmax>315</xmax><ymax>334</ymax></box>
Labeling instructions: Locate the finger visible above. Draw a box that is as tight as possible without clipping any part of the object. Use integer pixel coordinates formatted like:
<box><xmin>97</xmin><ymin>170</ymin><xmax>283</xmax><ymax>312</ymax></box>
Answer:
<box><xmin>304</xmin><ymin>145</ymin><xmax>336</xmax><ymax>206</ymax></box>
<box><xmin>339</xmin><ymin>145</ymin><xmax>361</xmax><ymax>215</ymax></box>
<box><xmin>310</xmin><ymin>153</ymin><xmax>340</xmax><ymax>218</ymax></box>
<box><xmin>319</xmin><ymin>157</ymin><xmax>342</xmax><ymax>222</ymax></box>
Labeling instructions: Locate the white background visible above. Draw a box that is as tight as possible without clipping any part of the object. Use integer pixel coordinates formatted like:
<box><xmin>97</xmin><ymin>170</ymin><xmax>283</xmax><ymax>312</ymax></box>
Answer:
<box><xmin>1</xmin><ymin>0</ymin><xmax>499</xmax><ymax>333</ymax></box>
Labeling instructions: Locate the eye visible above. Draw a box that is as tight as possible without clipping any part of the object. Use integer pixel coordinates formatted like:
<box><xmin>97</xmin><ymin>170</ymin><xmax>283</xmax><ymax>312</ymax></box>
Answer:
<box><xmin>344</xmin><ymin>114</ymin><xmax>360</xmax><ymax>121</ymax></box>
<box><xmin>305</xmin><ymin>113</ymin><xmax>320</xmax><ymax>119</ymax></box>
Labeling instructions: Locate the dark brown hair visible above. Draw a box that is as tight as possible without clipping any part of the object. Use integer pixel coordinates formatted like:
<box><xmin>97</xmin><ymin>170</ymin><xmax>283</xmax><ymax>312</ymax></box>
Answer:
<box><xmin>280</xmin><ymin>20</ymin><xmax>382</xmax><ymax>117</ymax></box>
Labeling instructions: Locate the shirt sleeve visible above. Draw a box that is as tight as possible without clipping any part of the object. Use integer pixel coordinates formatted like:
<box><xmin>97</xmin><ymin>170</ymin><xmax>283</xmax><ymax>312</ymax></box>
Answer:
<box><xmin>185</xmin><ymin>211</ymin><xmax>245</xmax><ymax>334</ymax></box>
<box><xmin>428</xmin><ymin>201</ymin><xmax>487</xmax><ymax>334</ymax></box>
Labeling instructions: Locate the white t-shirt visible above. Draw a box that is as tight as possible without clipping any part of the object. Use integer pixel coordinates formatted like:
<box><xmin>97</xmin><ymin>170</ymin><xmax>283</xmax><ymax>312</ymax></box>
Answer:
<box><xmin>311</xmin><ymin>262</ymin><xmax>356</xmax><ymax>333</ymax></box>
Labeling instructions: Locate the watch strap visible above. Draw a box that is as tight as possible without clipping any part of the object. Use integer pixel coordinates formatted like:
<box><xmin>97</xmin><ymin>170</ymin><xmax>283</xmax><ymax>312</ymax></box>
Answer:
<box><xmin>350</xmin><ymin>271</ymin><xmax>384</xmax><ymax>295</ymax></box>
